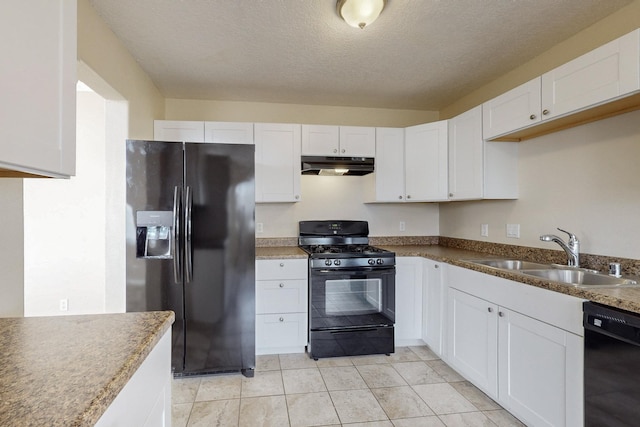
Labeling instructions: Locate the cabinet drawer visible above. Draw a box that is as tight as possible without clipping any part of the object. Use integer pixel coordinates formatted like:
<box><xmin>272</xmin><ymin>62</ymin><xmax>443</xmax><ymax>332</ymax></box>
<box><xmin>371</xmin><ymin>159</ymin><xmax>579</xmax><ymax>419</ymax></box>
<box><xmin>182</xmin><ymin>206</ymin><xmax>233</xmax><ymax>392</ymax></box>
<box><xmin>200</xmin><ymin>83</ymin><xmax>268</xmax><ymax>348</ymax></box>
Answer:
<box><xmin>256</xmin><ymin>279</ymin><xmax>308</xmax><ymax>314</ymax></box>
<box><xmin>256</xmin><ymin>313</ymin><xmax>307</xmax><ymax>350</ymax></box>
<box><xmin>256</xmin><ymin>259</ymin><xmax>307</xmax><ymax>280</ymax></box>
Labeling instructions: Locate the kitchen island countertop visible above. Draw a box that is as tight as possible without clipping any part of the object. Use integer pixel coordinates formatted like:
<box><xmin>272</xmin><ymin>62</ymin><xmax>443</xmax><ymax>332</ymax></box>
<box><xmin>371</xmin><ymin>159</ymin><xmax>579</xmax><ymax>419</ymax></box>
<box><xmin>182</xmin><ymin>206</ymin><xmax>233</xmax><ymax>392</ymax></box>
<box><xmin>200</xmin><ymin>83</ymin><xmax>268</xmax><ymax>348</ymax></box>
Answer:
<box><xmin>0</xmin><ymin>310</ymin><xmax>174</xmax><ymax>427</ymax></box>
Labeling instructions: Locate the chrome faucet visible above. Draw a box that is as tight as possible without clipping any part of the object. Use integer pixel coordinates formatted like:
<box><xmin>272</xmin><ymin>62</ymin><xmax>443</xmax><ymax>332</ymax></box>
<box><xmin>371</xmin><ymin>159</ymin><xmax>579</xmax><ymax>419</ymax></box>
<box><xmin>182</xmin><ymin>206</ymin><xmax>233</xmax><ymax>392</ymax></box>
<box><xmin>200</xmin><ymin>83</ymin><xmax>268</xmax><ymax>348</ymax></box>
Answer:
<box><xmin>540</xmin><ymin>228</ymin><xmax>580</xmax><ymax>267</ymax></box>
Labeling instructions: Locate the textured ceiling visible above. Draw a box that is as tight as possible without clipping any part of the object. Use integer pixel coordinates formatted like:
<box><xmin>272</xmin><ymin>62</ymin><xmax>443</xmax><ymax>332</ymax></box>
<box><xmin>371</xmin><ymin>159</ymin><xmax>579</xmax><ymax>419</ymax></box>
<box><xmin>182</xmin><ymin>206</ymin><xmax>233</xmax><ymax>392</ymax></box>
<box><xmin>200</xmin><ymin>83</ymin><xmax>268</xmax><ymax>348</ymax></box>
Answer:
<box><xmin>88</xmin><ymin>0</ymin><xmax>633</xmax><ymax>110</ymax></box>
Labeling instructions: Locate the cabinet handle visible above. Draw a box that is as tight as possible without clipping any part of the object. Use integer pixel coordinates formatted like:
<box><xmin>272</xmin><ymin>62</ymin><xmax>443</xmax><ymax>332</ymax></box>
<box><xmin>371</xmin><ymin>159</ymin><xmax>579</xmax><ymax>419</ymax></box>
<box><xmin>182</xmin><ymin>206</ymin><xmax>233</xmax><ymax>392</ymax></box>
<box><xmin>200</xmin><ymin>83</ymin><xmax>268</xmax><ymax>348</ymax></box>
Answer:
<box><xmin>341</xmin><ymin>149</ymin><xmax>346</xmax><ymax>153</ymax></box>
<box><xmin>499</xmin><ymin>311</ymin><xmax>505</xmax><ymax>317</ymax></box>
<box><xmin>529</xmin><ymin>114</ymin><xmax>536</xmax><ymax>120</ymax></box>
<box><xmin>435</xmin><ymin>265</ymin><xmax>439</xmax><ymax>269</ymax></box>
<box><xmin>279</xmin><ymin>262</ymin><xmax>285</xmax><ymax>267</ymax></box>
<box><xmin>488</xmin><ymin>307</ymin><xmax>493</xmax><ymax>313</ymax></box>
<box><xmin>542</xmin><ymin>109</ymin><xmax>550</xmax><ymax>116</ymax></box>
<box><xmin>279</xmin><ymin>283</ymin><xmax>284</xmax><ymax>288</ymax></box>
<box><xmin>398</xmin><ymin>195</ymin><xmax>403</xmax><ymax>200</ymax></box>
<box><xmin>279</xmin><ymin>317</ymin><xmax>284</xmax><ymax>322</ymax></box>
<box><xmin>333</xmin><ymin>149</ymin><xmax>338</xmax><ymax>153</ymax></box>
<box><xmin>407</xmin><ymin>195</ymin><xmax>411</xmax><ymax>199</ymax></box>
<box><xmin>295</xmin><ymin>195</ymin><xmax>300</xmax><ymax>200</ymax></box>
<box><xmin>449</xmin><ymin>193</ymin><xmax>454</xmax><ymax>197</ymax></box>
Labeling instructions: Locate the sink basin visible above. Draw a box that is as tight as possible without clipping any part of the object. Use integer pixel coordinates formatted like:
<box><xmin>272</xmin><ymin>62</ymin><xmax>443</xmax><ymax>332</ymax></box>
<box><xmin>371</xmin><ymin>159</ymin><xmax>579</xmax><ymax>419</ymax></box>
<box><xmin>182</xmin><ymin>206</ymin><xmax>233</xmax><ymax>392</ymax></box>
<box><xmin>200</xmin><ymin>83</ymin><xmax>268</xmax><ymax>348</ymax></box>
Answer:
<box><xmin>466</xmin><ymin>259</ymin><xmax>551</xmax><ymax>270</ymax></box>
<box><xmin>519</xmin><ymin>268</ymin><xmax>638</xmax><ymax>288</ymax></box>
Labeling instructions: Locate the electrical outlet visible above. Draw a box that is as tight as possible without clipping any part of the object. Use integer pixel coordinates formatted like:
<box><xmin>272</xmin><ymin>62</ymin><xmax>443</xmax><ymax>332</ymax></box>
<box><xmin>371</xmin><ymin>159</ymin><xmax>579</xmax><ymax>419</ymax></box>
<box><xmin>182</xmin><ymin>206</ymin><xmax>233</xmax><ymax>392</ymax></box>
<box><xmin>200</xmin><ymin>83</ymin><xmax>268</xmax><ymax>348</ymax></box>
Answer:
<box><xmin>506</xmin><ymin>224</ymin><xmax>520</xmax><ymax>238</ymax></box>
<box><xmin>59</xmin><ymin>299</ymin><xmax>68</xmax><ymax>312</ymax></box>
<box><xmin>256</xmin><ymin>223</ymin><xmax>263</xmax><ymax>233</ymax></box>
<box><xmin>399</xmin><ymin>221</ymin><xmax>406</xmax><ymax>232</ymax></box>
<box><xmin>481</xmin><ymin>224</ymin><xmax>489</xmax><ymax>237</ymax></box>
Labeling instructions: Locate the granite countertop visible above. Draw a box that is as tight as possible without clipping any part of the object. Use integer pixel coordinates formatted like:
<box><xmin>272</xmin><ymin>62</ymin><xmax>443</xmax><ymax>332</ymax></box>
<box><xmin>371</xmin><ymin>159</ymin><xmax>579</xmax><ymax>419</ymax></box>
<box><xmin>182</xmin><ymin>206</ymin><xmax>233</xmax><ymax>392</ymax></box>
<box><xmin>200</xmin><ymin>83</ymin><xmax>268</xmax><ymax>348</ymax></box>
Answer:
<box><xmin>256</xmin><ymin>246</ymin><xmax>308</xmax><ymax>259</ymax></box>
<box><xmin>382</xmin><ymin>244</ymin><xmax>640</xmax><ymax>315</ymax></box>
<box><xmin>0</xmin><ymin>311</ymin><xmax>174</xmax><ymax>427</ymax></box>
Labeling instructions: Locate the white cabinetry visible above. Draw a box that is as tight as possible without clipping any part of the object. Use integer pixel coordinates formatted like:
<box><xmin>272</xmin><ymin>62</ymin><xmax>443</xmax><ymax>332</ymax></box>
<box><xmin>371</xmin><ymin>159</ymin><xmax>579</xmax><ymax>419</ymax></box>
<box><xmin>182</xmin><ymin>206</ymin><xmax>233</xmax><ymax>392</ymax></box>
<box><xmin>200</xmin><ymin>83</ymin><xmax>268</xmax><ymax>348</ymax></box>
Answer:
<box><xmin>369</xmin><ymin>128</ymin><xmax>405</xmax><ymax>202</ymax></box>
<box><xmin>450</xmin><ymin>106</ymin><xmax>519</xmax><ymax>200</ymax></box>
<box><xmin>395</xmin><ymin>257</ymin><xmax>423</xmax><ymax>346</ymax></box>
<box><xmin>254</xmin><ymin>123</ymin><xmax>302</xmax><ymax>203</ymax></box>
<box><xmin>446</xmin><ymin>265</ymin><xmax>584</xmax><ymax>427</ymax></box>
<box><xmin>302</xmin><ymin>125</ymin><xmax>375</xmax><ymax>157</ymax></box>
<box><xmin>0</xmin><ymin>0</ymin><xmax>76</xmax><ymax>178</ymax></box>
<box><xmin>404</xmin><ymin>121</ymin><xmax>449</xmax><ymax>202</ymax></box>
<box><xmin>204</xmin><ymin>122</ymin><xmax>254</xmax><ymax>144</ymax></box>
<box><xmin>95</xmin><ymin>330</ymin><xmax>172</xmax><ymax>427</ymax></box>
<box><xmin>255</xmin><ymin>259</ymin><xmax>308</xmax><ymax>354</ymax></box>
<box><xmin>484</xmin><ymin>29</ymin><xmax>640</xmax><ymax>142</ymax></box>
<box><xmin>422</xmin><ymin>259</ymin><xmax>445</xmax><ymax>356</ymax></box>
<box><xmin>154</xmin><ymin>120</ymin><xmax>205</xmax><ymax>142</ymax></box>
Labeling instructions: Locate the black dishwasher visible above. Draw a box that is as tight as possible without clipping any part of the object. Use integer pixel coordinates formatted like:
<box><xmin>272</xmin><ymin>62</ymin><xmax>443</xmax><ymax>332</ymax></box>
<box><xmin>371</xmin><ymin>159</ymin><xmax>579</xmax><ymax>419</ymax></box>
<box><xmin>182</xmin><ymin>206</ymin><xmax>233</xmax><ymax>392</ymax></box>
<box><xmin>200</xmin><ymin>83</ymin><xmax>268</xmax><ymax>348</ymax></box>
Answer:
<box><xmin>584</xmin><ymin>301</ymin><xmax>640</xmax><ymax>426</ymax></box>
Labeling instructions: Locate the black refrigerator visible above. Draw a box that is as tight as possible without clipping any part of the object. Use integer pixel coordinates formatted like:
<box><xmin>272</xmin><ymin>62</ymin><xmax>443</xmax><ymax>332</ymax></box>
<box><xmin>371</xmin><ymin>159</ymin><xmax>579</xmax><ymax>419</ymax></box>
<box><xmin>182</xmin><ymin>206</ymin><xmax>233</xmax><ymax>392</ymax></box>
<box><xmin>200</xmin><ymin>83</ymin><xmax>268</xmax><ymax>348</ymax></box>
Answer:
<box><xmin>125</xmin><ymin>140</ymin><xmax>255</xmax><ymax>377</ymax></box>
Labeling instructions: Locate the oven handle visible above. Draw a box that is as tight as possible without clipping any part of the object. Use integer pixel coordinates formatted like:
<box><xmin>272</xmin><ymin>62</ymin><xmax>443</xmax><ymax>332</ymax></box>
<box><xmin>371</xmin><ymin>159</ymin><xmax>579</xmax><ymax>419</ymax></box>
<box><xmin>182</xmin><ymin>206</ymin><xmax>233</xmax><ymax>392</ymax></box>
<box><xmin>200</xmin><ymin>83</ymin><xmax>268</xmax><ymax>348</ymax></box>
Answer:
<box><xmin>312</xmin><ymin>267</ymin><xmax>395</xmax><ymax>274</ymax></box>
<box><xmin>329</xmin><ymin>327</ymin><xmax>380</xmax><ymax>334</ymax></box>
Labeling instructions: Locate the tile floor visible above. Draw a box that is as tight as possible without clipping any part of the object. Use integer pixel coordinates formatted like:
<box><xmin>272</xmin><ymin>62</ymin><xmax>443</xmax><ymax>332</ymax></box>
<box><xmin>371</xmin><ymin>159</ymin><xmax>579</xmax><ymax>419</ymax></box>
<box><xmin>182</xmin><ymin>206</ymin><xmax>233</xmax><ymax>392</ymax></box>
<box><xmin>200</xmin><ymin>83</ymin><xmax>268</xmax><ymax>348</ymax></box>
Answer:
<box><xmin>171</xmin><ymin>346</ymin><xmax>526</xmax><ymax>427</ymax></box>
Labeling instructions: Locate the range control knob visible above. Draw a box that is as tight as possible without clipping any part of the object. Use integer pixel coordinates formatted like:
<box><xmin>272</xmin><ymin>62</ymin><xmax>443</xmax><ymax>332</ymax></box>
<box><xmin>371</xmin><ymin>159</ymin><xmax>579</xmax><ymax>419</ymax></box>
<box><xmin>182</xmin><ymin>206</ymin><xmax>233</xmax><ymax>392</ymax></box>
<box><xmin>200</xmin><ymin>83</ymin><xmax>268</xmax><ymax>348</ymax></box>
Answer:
<box><xmin>368</xmin><ymin>259</ymin><xmax>375</xmax><ymax>265</ymax></box>
<box><xmin>325</xmin><ymin>259</ymin><xmax>332</xmax><ymax>266</ymax></box>
<box><xmin>334</xmin><ymin>259</ymin><xmax>341</xmax><ymax>266</ymax></box>
<box><xmin>376</xmin><ymin>259</ymin><xmax>384</xmax><ymax>265</ymax></box>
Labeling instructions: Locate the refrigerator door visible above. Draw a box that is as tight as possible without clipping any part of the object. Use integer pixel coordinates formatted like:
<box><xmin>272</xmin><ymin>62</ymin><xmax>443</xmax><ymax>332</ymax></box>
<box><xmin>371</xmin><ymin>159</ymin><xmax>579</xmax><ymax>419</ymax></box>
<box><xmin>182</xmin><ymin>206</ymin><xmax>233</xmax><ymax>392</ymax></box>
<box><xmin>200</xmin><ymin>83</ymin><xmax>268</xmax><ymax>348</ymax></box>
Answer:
<box><xmin>126</xmin><ymin>140</ymin><xmax>185</xmax><ymax>374</ymax></box>
<box><xmin>183</xmin><ymin>142</ymin><xmax>256</xmax><ymax>376</ymax></box>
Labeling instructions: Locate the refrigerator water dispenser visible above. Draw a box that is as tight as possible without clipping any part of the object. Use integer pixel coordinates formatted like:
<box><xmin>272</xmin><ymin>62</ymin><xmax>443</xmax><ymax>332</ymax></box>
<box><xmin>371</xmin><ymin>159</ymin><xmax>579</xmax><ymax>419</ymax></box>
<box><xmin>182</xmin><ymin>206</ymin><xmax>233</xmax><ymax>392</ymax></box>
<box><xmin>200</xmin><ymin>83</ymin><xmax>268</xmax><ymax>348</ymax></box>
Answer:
<box><xmin>136</xmin><ymin>211</ymin><xmax>173</xmax><ymax>258</ymax></box>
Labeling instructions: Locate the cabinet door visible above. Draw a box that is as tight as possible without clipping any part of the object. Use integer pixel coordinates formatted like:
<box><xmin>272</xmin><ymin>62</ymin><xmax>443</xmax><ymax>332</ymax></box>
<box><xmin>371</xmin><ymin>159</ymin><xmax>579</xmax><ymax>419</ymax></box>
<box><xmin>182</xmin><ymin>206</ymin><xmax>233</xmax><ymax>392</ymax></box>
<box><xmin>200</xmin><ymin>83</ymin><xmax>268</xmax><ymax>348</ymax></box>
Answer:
<box><xmin>482</xmin><ymin>78</ymin><xmax>541</xmax><ymax>140</ymax></box>
<box><xmin>301</xmin><ymin>125</ymin><xmax>339</xmax><ymax>155</ymax></box>
<box><xmin>498</xmin><ymin>309</ymin><xmax>583</xmax><ymax>427</ymax></box>
<box><xmin>373</xmin><ymin>128</ymin><xmax>405</xmax><ymax>202</ymax></box>
<box><xmin>153</xmin><ymin>120</ymin><xmax>205</xmax><ymax>142</ymax></box>
<box><xmin>542</xmin><ymin>29</ymin><xmax>640</xmax><ymax>121</ymax></box>
<box><xmin>339</xmin><ymin>126</ymin><xmax>376</xmax><ymax>157</ymax></box>
<box><xmin>395</xmin><ymin>258</ymin><xmax>423</xmax><ymax>345</ymax></box>
<box><xmin>422</xmin><ymin>259</ymin><xmax>444</xmax><ymax>356</ymax></box>
<box><xmin>255</xmin><ymin>123</ymin><xmax>302</xmax><ymax>203</ymax></box>
<box><xmin>204</xmin><ymin>122</ymin><xmax>253</xmax><ymax>144</ymax></box>
<box><xmin>447</xmin><ymin>288</ymin><xmax>498</xmax><ymax>398</ymax></box>
<box><xmin>404</xmin><ymin>121</ymin><xmax>449</xmax><ymax>202</ymax></box>
<box><xmin>448</xmin><ymin>106</ymin><xmax>483</xmax><ymax>200</ymax></box>
<box><xmin>0</xmin><ymin>0</ymin><xmax>76</xmax><ymax>178</ymax></box>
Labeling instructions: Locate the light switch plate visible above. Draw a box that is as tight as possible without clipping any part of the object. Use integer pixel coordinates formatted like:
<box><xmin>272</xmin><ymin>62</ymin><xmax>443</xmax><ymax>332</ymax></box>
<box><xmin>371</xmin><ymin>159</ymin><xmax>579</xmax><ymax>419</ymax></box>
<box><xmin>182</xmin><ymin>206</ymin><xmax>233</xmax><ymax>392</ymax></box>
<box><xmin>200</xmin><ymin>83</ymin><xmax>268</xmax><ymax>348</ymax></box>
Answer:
<box><xmin>399</xmin><ymin>221</ymin><xmax>406</xmax><ymax>232</ymax></box>
<box><xmin>506</xmin><ymin>224</ymin><xmax>520</xmax><ymax>238</ymax></box>
<box><xmin>256</xmin><ymin>223</ymin><xmax>264</xmax><ymax>233</ymax></box>
<box><xmin>481</xmin><ymin>224</ymin><xmax>489</xmax><ymax>237</ymax></box>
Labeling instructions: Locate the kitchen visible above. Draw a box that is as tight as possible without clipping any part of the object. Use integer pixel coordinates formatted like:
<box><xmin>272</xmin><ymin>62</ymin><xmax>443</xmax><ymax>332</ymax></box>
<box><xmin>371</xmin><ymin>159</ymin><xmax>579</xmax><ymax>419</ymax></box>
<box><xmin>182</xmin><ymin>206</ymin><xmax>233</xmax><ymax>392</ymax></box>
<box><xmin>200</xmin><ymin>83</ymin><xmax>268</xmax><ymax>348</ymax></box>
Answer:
<box><xmin>2</xmin><ymin>0</ymin><xmax>640</xmax><ymax>426</ymax></box>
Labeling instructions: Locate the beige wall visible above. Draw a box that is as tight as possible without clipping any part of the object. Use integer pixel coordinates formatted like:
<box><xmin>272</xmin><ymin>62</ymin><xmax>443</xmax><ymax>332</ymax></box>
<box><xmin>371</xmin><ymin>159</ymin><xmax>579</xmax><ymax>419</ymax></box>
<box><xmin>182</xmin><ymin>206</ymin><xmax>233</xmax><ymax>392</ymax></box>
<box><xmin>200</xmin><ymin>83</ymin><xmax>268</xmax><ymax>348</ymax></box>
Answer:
<box><xmin>165</xmin><ymin>98</ymin><xmax>438</xmax><ymax>128</ymax></box>
<box><xmin>440</xmin><ymin>0</ymin><xmax>640</xmax><ymax>119</ymax></box>
<box><xmin>77</xmin><ymin>0</ymin><xmax>164</xmax><ymax>139</ymax></box>
<box><xmin>440</xmin><ymin>108</ymin><xmax>640</xmax><ymax>259</ymax></box>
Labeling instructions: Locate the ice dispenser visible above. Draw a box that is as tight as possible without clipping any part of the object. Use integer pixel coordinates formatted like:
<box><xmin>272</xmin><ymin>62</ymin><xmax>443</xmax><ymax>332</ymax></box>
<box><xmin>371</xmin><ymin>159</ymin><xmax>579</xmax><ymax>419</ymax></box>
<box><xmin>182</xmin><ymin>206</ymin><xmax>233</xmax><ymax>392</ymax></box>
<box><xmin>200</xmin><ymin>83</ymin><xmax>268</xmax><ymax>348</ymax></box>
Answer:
<box><xmin>136</xmin><ymin>211</ymin><xmax>174</xmax><ymax>259</ymax></box>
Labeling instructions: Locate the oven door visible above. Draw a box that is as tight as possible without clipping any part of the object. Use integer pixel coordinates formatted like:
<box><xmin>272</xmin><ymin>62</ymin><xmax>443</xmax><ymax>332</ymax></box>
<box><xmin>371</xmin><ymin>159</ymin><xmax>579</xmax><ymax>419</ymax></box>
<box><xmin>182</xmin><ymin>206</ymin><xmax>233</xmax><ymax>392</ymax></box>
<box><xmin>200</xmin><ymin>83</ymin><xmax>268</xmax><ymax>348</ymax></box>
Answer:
<box><xmin>309</xmin><ymin>266</ymin><xmax>395</xmax><ymax>331</ymax></box>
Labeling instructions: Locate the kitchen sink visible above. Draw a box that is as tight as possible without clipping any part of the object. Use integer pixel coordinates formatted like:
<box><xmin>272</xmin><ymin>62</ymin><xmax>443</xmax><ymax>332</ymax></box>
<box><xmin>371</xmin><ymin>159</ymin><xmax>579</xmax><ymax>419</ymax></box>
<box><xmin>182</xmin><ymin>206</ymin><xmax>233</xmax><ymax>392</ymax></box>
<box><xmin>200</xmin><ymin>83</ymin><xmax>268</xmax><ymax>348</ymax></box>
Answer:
<box><xmin>465</xmin><ymin>259</ymin><xmax>551</xmax><ymax>270</ymax></box>
<box><xmin>519</xmin><ymin>268</ymin><xmax>638</xmax><ymax>288</ymax></box>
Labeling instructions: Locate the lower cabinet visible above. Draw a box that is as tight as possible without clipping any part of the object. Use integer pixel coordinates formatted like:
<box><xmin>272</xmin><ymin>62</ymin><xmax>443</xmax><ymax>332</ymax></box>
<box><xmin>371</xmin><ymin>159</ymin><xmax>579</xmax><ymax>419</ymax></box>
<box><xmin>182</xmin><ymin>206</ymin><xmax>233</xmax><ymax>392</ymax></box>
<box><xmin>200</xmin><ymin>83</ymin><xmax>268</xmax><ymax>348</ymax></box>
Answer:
<box><xmin>422</xmin><ymin>258</ymin><xmax>445</xmax><ymax>356</ymax></box>
<box><xmin>446</xmin><ymin>266</ymin><xmax>584</xmax><ymax>427</ymax></box>
<box><xmin>255</xmin><ymin>259</ymin><xmax>308</xmax><ymax>354</ymax></box>
<box><xmin>395</xmin><ymin>257</ymin><xmax>423</xmax><ymax>345</ymax></box>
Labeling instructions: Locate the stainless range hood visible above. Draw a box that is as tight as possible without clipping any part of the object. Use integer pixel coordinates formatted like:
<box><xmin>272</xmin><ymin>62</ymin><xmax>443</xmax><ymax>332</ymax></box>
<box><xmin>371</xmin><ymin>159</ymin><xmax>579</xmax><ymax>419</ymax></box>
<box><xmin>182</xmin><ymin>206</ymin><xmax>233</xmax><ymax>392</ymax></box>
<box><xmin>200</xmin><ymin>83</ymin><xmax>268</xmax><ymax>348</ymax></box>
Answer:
<box><xmin>301</xmin><ymin>156</ymin><xmax>375</xmax><ymax>176</ymax></box>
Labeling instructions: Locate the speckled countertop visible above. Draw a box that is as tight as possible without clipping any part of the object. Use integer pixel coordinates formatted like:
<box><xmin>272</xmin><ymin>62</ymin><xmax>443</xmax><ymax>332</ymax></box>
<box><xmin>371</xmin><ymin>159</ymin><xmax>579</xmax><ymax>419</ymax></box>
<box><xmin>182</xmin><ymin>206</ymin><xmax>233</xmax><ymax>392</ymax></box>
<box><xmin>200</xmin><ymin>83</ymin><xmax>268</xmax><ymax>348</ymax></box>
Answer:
<box><xmin>0</xmin><ymin>311</ymin><xmax>174</xmax><ymax>427</ymax></box>
<box><xmin>256</xmin><ymin>246</ymin><xmax>308</xmax><ymax>259</ymax></box>
<box><xmin>382</xmin><ymin>244</ymin><xmax>640</xmax><ymax>315</ymax></box>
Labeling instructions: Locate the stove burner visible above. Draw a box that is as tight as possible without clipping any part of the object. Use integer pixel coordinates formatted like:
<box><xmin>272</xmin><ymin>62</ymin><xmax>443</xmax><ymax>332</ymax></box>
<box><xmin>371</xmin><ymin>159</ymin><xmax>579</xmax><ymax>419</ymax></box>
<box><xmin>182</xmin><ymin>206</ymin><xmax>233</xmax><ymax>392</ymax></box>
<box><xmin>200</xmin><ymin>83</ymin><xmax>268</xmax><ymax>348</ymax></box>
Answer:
<box><xmin>307</xmin><ymin>244</ymin><xmax>388</xmax><ymax>255</ymax></box>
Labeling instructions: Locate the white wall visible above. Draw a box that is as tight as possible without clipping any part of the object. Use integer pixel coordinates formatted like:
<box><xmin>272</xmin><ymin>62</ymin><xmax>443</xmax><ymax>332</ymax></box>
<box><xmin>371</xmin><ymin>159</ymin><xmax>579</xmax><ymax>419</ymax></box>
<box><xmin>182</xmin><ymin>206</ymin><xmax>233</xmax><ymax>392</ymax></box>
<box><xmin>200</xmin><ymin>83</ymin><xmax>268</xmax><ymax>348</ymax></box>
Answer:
<box><xmin>257</xmin><ymin>175</ymin><xmax>440</xmax><ymax>237</ymax></box>
<box><xmin>440</xmin><ymin>109</ymin><xmax>640</xmax><ymax>259</ymax></box>
<box><xmin>0</xmin><ymin>180</ymin><xmax>24</xmax><ymax>316</ymax></box>
<box><xmin>23</xmin><ymin>90</ymin><xmax>107</xmax><ymax>316</ymax></box>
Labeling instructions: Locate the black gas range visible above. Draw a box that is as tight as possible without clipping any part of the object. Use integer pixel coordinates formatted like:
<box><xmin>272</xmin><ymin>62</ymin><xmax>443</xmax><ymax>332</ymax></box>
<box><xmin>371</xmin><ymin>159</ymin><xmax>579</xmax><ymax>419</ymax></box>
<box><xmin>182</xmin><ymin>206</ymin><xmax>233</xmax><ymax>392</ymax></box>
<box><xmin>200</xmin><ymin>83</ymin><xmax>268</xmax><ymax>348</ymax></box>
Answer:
<box><xmin>298</xmin><ymin>220</ymin><xmax>396</xmax><ymax>360</ymax></box>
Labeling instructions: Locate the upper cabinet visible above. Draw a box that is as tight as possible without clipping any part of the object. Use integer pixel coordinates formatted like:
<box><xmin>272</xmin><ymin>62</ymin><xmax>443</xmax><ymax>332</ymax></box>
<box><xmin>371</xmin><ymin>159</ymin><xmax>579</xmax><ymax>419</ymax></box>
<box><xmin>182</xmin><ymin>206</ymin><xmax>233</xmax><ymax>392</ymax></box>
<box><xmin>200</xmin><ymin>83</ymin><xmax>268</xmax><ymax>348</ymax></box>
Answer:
<box><xmin>255</xmin><ymin>123</ymin><xmax>301</xmax><ymax>203</ymax></box>
<box><xmin>0</xmin><ymin>0</ymin><xmax>77</xmax><ymax>178</ymax></box>
<box><xmin>154</xmin><ymin>120</ymin><xmax>205</xmax><ymax>142</ymax></box>
<box><xmin>370</xmin><ymin>128</ymin><xmax>406</xmax><ymax>202</ymax></box>
<box><xmin>484</xmin><ymin>28</ymin><xmax>640</xmax><ymax>142</ymax></box>
<box><xmin>405</xmin><ymin>121</ymin><xmax>449</xmax><ymax>202</ymax></box>
<box><xmin>451</xmin><ymin>106</ymin><xmax>518</xmax><ymax>200</ymax></box>
<box><xmin>204</xmin><ymin>122</ymin><xmax>254</xmax><ymax>144</ymax></box>
<box><xmin>302</xmin><ymin>125</ymin><xmax>375</xmax><ymax>157</ymax></box>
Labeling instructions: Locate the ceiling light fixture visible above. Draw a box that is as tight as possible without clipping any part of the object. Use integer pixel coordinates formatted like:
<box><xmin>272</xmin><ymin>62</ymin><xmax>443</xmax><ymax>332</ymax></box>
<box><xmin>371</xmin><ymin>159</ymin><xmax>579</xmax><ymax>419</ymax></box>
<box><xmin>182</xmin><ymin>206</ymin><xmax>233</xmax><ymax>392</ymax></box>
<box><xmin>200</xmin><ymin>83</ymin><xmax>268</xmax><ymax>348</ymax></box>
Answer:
<box><xmin>337</xmin><ymin>0</ymin><xmax>386</xmax><ymax>29</ymax></box>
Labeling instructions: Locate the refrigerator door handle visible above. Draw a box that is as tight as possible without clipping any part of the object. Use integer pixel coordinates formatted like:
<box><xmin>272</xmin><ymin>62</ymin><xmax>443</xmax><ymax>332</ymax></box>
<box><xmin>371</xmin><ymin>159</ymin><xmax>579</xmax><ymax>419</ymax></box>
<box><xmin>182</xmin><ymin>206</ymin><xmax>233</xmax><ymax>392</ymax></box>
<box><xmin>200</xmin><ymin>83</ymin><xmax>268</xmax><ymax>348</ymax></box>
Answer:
<box><xmin>172</xmin><ymin>185</ymin><xmax>183</xmax><ymax>284</ymax></box>
<box><xmin>185</xmin><ymin>185</ymin><xmax>193</xmax><ymax>283</ymax></box>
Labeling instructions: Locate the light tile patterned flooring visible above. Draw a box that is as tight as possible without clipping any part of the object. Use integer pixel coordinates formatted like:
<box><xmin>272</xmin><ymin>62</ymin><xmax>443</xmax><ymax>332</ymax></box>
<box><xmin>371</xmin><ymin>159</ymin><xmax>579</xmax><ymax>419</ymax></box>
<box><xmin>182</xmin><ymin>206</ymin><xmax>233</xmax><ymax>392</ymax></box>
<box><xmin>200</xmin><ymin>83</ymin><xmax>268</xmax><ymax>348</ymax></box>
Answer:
<box><xmin>172</xmin><ymin>346</ymin><xmax>526</xmax><ymax>427</ymax></box>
